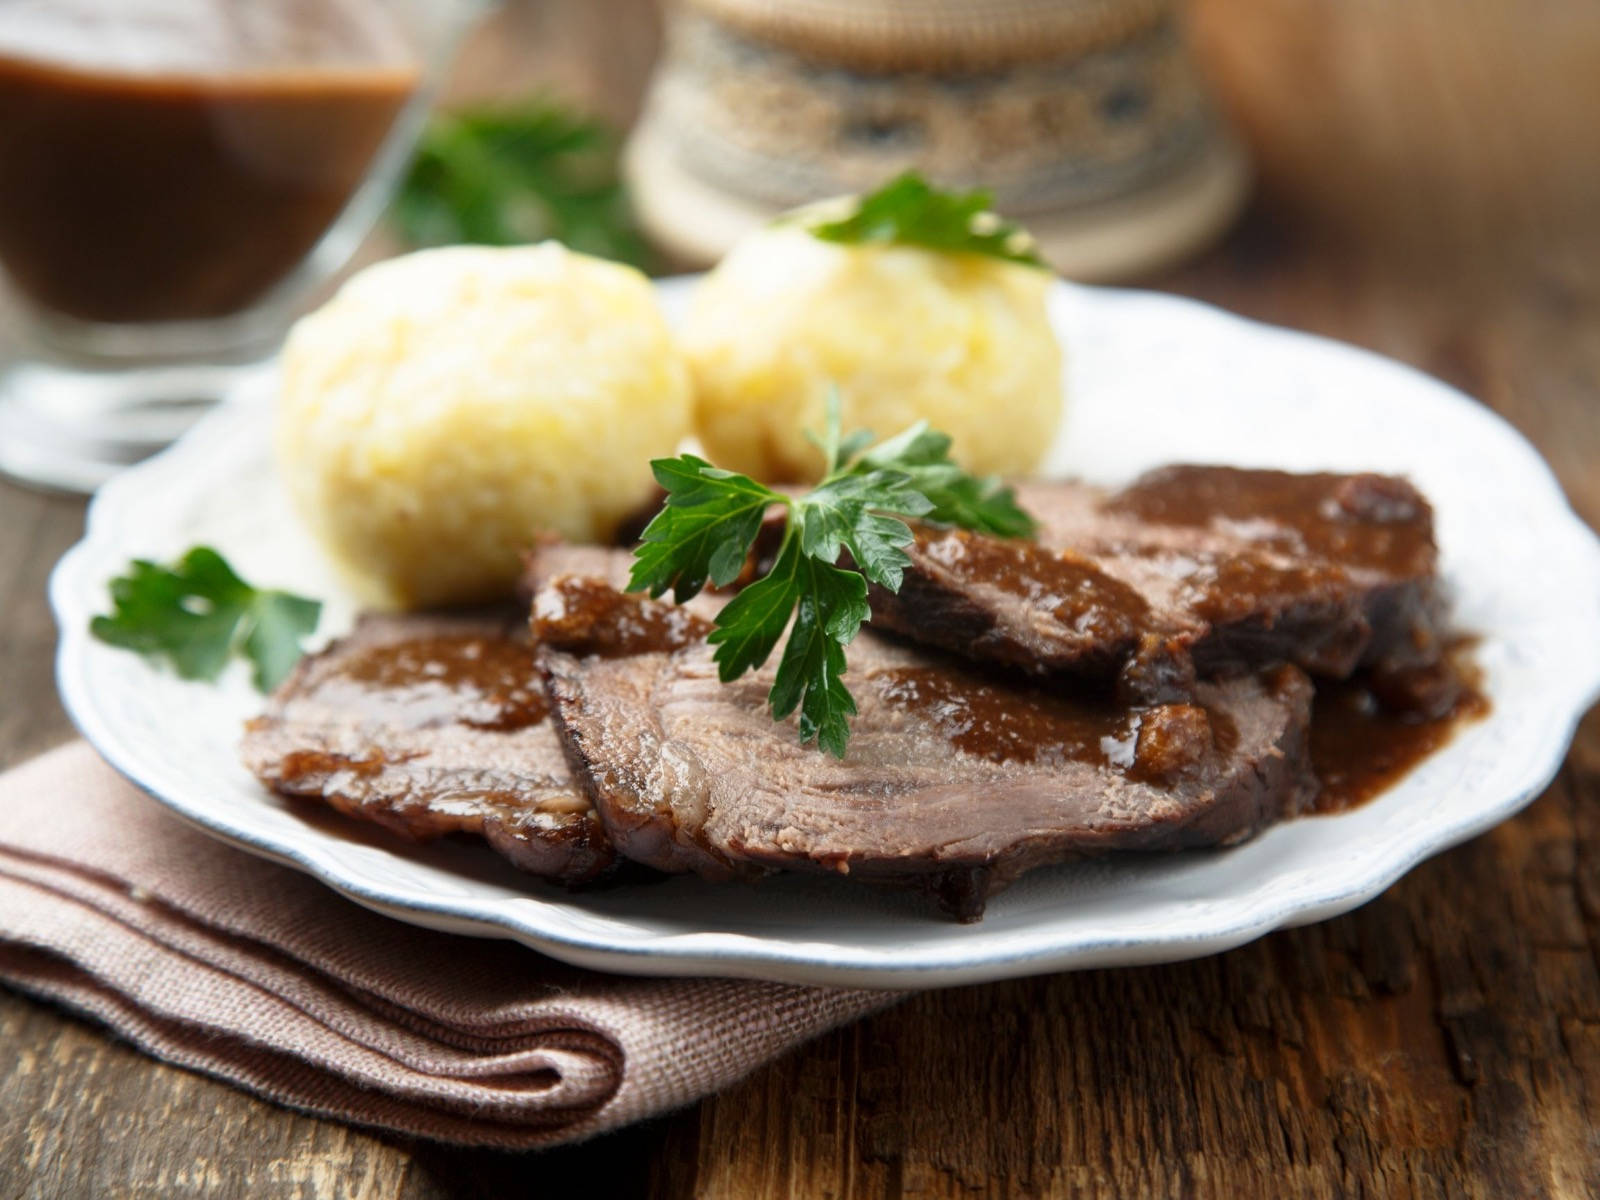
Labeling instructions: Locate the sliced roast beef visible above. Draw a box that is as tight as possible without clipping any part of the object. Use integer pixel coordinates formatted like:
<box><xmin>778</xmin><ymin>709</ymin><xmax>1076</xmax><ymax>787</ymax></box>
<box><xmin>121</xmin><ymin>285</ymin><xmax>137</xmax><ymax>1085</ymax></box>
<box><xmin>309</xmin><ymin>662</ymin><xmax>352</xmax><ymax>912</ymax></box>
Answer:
<box><xmin>242</xmin><ymin>611</ymin><xmax>614</xmax><ymax>883</ymax></box>
<box><xmin>869</xmin><ymin>466</ymin><xmax>1446</xmax><ymax>710</ymax></box>
<box><xmin>531</xmin><ymin>560</ymin><xmax>1316</xmax><ymax>920</ymax></box>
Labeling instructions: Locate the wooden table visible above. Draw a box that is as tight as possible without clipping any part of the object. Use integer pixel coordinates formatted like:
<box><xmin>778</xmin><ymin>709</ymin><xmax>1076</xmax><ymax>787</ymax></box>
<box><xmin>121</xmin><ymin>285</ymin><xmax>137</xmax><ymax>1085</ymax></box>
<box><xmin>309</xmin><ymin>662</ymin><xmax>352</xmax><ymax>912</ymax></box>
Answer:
<box><xmin>4</xmin><ymin>2</ymin><xmax>1599</xmax><ymax>1195</ymax></box>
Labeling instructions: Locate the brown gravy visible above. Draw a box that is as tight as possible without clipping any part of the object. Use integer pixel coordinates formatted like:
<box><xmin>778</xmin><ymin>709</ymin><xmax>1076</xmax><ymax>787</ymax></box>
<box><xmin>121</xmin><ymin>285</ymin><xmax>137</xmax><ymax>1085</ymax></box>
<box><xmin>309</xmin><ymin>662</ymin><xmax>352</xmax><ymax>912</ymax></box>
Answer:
<box><xmin>1310</xmin><ymin>649</ymin><xmax>1489</xmax><ymax>813</ymax></box>
<box><xmin>1105</xmin><ymin>465</ymin><xmax>1436</xmax><ymax>579</ymax></box>
<box><xmin>0</xmin><ymin>1</ymin><xmax>418</xmax><ymax>322</ymax></box>
<box><xmin>871</xmin><ymin>664</ymin><xmax>1236</xmax><ymax>781</ymax></box>
<box><xmin>874</xmin><ymin>665</ymin><xmax>1134</xmax><ymax>766</ymax></box>
<box><xmin>307</xmin><ymin>633</ymin><xmax>549</xmax><ymax>733</ymax></box>
<box><xmin>533</xmin><ymin>576</ymin><xmax>713</xmax><ymax>657</ymax></box>
<box><xmin>1148</xmin><ymin>546</ymin><xmax>1351</xmax><ymax>627</ymax></box>
<box><xmin>916</xmin><ymin>525</ymin><xmax>1150</xmax><ymax>638</ymax></box>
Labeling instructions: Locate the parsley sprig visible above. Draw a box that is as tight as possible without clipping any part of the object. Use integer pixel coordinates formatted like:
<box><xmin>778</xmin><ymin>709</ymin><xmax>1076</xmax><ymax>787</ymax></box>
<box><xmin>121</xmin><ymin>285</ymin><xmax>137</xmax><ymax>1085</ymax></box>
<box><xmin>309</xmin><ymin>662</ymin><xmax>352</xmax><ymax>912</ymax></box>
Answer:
<box><xmin>628</xmin><ymin>395</ymin><xmax>1035</xmax><ymax>757</ymax></box>
<box><xmin>805</xmin><ymin>171</ymin><xmax>1047</xmax><ymax>269</ymax></box>
<box><xmin>90</xmin><ymin>547</ymin><xmax>321</xmax><ymax>692</ymax></box>
<box><xmin>393</xmin><ymin>99</ymin><xmax>652</xmax><ymax>269</ymax></box>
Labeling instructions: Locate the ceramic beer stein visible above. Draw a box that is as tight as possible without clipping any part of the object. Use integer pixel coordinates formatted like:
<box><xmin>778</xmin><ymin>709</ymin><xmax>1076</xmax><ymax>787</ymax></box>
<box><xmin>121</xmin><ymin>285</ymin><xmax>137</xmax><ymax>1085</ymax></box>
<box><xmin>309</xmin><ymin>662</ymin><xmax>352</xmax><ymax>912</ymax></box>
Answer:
<box><xmin>625</xmin><ymin>0</ymin><xmax>1248</xmax><ymax>278</ymax></box>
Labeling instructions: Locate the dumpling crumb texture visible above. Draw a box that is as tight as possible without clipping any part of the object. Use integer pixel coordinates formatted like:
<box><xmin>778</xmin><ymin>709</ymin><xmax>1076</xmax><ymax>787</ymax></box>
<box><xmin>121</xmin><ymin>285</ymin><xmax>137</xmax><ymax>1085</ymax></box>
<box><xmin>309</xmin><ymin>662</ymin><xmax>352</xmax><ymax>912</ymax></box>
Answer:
<box><xmin>277</xmin><ymin>243</ymin><xmax>693</xmax><ymax>607</ymax></box>
<box><xmin>681</xmin><ymin>225</ymin><xmax>1064</xmax><ymax>484</ymax></box>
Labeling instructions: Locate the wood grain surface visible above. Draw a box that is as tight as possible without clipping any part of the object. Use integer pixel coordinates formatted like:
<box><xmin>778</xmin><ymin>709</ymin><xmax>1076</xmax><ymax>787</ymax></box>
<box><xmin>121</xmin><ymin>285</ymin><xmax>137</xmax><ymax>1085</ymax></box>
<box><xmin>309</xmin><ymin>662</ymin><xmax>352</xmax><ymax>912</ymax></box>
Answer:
<box><xmin>3</xmin><ymin>1</ymin><xmax>1599</xmax><ymax>1195</ymax></box>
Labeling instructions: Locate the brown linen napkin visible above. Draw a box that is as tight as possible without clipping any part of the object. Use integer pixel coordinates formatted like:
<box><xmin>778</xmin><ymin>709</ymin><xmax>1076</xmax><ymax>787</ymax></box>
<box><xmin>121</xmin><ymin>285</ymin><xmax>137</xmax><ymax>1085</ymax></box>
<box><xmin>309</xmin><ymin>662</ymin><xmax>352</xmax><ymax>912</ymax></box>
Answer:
<box><xmin>0</xmin><ymin>742</ymin><xmax>901</xmax><ymax>1148</ymax></box>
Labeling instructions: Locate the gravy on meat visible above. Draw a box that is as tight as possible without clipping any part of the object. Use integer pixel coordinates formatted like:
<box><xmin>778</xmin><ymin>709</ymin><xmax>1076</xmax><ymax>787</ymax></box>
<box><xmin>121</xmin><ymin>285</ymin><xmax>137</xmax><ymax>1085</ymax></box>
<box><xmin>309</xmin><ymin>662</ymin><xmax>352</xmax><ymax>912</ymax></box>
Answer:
<box><xmin>242</xmin><ymin>464</ymin><xmax>1491</xmax><ymax>920</ymax></box>
<box><xmin>1103</xmin><ymin>465</ymin><xmax>1436</xmax><ymax>579</ymax></box>
<box><xmin>876</xmin><ymin>468</ymin><xmax>1445</xmax><ymax>707</ymax></box>
<box><xmin>315</xmin><ymin>632</ymin><xmax>550</xmax><ymax>733</ymax></box>
<box><xmin>241</xmin><ymin>613</ymin><xmax>616</xmax><ymax>884</ymax></box>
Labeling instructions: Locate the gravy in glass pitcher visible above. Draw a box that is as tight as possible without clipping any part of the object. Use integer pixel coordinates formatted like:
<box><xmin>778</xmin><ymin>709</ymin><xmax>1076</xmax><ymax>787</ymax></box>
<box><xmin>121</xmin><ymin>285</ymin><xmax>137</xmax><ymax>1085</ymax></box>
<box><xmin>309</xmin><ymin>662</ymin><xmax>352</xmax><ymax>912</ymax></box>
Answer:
<box><xmin>0</xmin><ymin>0</ymin><xmax>421</xmax><ymax>323</ymax></box>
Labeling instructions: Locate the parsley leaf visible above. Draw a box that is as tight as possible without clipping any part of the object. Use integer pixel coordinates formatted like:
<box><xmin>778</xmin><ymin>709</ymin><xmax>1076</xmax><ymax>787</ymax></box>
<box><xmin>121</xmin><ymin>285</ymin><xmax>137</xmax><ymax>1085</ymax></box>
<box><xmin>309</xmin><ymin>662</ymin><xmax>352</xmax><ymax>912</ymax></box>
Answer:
<box><xmin>794</xmin><ymin>472</ymin><xmax>929</xmax><ymax>591</ymax></box>
<box><xmin>854</xmin><ymin>423</ymin><xmax>1037</xmax><ymax>537</ymax></box>
<box><xmin>806</xmin><ymin>171</ymin><xmax>1047</xmax><ymax>269</ymax></box>
<box><xmin>706</xmin><ymin>543</ymin><xmax>803</xmax><ymax>683</ymax></box>
<box><xmin>768</xmin><ymin>550</ymin><xmax>868</xmax><ymax>759</ymax></box>
<box><xmin>628</xmin><ymin>394</ymin><xmax>1035</xmax><ymax>757</ymax></box>
<box><xmin>393</xmin><ymin>98</ymin><xmax>653</xmax><ymax>270</ymax></box>
<box><xmin>90</xmin><ymin>547</ymin><xmax>321</xmax><ymax>692</ymax></box>
<box><xmin>628</xmin><ymin>456</ymin><xmax>784</xmax><ymax>603</ymax></box>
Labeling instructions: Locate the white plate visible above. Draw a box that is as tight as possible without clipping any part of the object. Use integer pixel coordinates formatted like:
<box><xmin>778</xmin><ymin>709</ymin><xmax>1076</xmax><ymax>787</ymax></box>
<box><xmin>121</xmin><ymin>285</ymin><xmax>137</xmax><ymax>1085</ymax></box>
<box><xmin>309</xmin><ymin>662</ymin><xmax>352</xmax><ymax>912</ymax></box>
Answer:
<box><xmin>51</xmin><ymin>278</ymin><xmax>1600</xmax><ymax>989</ymax></box>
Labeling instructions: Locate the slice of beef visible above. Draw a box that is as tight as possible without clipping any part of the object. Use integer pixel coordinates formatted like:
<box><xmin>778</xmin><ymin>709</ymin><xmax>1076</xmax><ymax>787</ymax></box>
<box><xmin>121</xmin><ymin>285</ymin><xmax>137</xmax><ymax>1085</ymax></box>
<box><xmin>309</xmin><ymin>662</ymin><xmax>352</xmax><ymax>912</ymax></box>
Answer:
<box><xmin>521</xmin><ymin>538</ymin><xmax>638</xmax><ymax>602</ymax></box>
<box><xmin>522</xmin><ymin>535</ymin><xmax>737</xmax><ymax>637</ymax></box>
<box><xmin>241</xmin><ymin>610</ymin><xmax>614</xmax><ymax>883</ymax></box>
<box><xmin>530</xmin><ymin>561</ymin><xmax>1315</xmax><ymax>920</ymax></box>
<box><xmin>869</xmin><ymin>466</ymin><xmax>1446</xmax><ymax>711</ymax></box>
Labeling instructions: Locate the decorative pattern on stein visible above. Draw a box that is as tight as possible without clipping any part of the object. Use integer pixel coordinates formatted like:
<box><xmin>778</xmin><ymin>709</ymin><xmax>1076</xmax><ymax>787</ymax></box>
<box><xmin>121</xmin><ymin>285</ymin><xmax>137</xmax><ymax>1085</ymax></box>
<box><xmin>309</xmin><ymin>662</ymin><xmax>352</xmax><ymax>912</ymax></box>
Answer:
<box><xmin>625</xmin><ymin>0</ymin><xmax>1251</xmax><ymax>276</ymax></box>
<box><xmin>654</xmin><ymin>11</ymin><xmax>1214</xmax><ymax>214</ymax></box>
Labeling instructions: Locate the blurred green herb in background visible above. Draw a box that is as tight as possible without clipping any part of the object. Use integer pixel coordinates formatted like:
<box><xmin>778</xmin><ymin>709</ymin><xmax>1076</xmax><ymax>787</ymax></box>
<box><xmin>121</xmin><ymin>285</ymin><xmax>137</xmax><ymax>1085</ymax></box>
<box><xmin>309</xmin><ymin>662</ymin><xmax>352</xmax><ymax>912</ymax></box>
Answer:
<box><xmin>393</xmin><ymin>99</ymin><xmax>653</xmax><ymax>270</ymax></box>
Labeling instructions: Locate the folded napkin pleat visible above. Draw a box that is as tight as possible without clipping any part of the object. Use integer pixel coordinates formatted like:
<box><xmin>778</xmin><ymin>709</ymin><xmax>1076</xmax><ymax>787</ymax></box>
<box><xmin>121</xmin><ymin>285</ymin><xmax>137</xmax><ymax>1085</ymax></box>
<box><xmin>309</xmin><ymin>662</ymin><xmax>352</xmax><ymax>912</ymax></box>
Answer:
<box><xmin>0</xmin><ymin>843</ymin><xmax>605</xmax><ymax>1076</ymax></box>
<box><xmin>0</xmin><ymin>743</ymin><xmax>899</xmax><ymax>1147</ymax></box>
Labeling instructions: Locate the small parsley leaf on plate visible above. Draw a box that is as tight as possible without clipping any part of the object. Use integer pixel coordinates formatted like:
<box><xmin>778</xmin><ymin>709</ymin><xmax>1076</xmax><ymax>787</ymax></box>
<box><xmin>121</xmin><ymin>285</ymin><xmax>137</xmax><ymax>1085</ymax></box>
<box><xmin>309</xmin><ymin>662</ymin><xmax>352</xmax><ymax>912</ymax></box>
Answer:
<box><xmin>90</xmin><ymin>547</ymin><xmax>321</xmax><ymax>692</ymax></box>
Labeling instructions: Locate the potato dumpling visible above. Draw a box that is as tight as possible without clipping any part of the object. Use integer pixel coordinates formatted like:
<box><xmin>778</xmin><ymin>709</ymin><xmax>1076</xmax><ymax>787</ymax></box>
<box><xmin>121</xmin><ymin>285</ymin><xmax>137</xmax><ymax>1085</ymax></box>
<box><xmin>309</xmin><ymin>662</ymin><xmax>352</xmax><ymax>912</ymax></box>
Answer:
<box><xmin>680</xmin><ymin>224</ymin><xmax>1063</xmax><ymax>483</ymax></box>
<box><xmin>277</xmin><ymin>243</ymin><xmax>691</xmax><ymax>608</ymax></box>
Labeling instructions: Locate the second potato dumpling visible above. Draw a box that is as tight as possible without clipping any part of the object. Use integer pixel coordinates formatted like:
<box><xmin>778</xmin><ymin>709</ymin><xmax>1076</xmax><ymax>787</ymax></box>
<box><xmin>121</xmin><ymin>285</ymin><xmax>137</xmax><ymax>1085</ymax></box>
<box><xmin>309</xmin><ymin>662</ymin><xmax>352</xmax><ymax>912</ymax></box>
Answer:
<box><xmin>680</xmin><ymin>223</ymin><xmax>1064</xmax><ymax>484</ymax></box>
